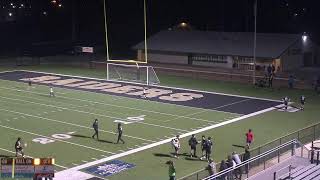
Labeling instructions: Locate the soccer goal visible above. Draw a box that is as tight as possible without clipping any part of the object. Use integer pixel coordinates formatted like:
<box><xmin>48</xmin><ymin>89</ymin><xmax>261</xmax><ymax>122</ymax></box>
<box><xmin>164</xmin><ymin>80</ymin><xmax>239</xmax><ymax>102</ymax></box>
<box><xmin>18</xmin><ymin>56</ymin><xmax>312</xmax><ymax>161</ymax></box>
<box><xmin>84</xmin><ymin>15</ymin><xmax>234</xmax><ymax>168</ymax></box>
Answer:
<box><xmin>107</xmin><ymin>63</ymin><xmax>160</xmax><ymax>85</ymax></box>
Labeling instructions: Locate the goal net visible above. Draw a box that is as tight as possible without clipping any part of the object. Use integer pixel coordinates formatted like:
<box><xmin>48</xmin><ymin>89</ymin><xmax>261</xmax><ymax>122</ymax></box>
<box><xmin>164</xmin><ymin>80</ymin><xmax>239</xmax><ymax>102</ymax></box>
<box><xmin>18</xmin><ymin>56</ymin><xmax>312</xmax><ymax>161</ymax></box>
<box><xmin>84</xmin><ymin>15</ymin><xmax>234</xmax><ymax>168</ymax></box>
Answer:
<box><xmin>107</xmin><ymin>63</ymin><xmax>160</xmax><ymax>85</ymax></box>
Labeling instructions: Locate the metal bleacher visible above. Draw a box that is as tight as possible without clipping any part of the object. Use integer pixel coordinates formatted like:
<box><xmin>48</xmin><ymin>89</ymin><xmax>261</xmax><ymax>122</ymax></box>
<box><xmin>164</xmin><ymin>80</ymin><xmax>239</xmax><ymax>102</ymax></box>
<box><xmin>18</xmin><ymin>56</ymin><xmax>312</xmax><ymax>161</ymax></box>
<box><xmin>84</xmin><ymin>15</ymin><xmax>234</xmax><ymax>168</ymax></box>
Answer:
<box><xmin>279</xmin><ymin>164</ymin><xmax>320</xmax><ymax>180</ymax></box>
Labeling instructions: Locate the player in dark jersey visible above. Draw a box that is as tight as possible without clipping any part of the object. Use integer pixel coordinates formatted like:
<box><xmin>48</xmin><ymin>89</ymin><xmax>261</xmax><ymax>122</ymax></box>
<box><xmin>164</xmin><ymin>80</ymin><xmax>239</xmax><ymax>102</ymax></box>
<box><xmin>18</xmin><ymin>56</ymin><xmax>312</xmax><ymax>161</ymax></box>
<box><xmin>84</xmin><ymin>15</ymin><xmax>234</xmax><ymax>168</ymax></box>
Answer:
<box><xmin>92</xmin><ymin>119</ymin><xmax>99</xmax><ymax>140</ymax></box>
<box><xmin>116</xmin><ymin>123</ymin><xmax>125</xmax><ymax>144</ymax></box>
<box><xmin>15</xmin><ymin>137</ymin><xmax>24</xmax><ymax>157</ymax></box>
<box><xmin>300</xmin><ymin>95</ymin><xmax>306</xmax><ymax>110</ymax></box>
<box><xmin>205</xmin><ymin>137</ymin><xmax>213</xmax><ymax>161</ymax></box>
<box><xmin>200</xmin><ymin>135</ymin><xmax>207</xmax><ymax>160</ymax></box>
<box><xmin>188</xmin><ymin>134</ymin><xmax>199</xmax><ymax>158</ymax></box>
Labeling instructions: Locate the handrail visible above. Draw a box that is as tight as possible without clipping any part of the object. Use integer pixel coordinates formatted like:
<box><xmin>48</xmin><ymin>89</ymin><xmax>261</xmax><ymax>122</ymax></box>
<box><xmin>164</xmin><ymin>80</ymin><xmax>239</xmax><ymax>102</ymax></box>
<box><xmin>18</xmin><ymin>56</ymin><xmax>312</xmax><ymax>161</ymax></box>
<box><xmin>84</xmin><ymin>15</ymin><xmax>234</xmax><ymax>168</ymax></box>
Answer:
<box><xmin>274</xmin><ymin>165</ymin><xmax>292</xmax><ymax>180</ymax></box>
<box><xmin>202</xmin><ymin>139</ymin><xmax>297</xmax><ymax>180</ymax></box>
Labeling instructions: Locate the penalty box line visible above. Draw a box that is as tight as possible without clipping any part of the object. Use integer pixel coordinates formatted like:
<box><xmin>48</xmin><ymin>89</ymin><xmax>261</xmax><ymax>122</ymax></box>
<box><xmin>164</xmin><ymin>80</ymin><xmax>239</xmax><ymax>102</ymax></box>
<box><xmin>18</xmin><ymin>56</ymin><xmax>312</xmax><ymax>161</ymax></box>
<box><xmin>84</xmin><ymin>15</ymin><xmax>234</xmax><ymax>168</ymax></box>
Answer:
<box><xmin>55</xmin><ymin>105</ymin><xmax>278</xmax><ymax>177</ymax></box>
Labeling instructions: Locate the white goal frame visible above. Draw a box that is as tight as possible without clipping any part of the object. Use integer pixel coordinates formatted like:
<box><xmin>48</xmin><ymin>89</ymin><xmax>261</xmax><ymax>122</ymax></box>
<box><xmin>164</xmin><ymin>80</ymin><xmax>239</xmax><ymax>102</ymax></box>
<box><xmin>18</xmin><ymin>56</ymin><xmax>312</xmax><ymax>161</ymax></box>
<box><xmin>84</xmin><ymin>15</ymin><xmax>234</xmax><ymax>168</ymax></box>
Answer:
<box><xmin>106</xmin><ymin>63</ymin><xmax>160</xmax><ymax>85</ymax></box>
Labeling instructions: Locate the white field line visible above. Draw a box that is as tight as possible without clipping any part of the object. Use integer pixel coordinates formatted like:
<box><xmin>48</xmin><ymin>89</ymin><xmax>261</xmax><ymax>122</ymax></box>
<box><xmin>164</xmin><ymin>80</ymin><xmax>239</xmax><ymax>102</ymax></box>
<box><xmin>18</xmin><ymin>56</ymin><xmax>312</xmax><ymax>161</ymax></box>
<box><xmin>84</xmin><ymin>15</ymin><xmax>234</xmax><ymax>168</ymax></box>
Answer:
<box><xmin>55</xmin><ymin>105</ymin><xmax>278</xmax><ymax>176</ymax></box>
<box><xmin>0</xmin><ymin>86</ymin><xmax>224</xmax><ymax>123</ymax></box>
<box><xmin>0</xmin><ymin>96</ymin><xmax>190</xmax><ymax>133</ymax></box>
<box><xmin>0</xmin><ymin>124</ymin><xmax>115</xmax><ymax>155</ymax></box>
<box><xmin>18</xmin><ymin>70</ymin><xmax>282</xmax><ymax>103</ymax></box>
<box><xmin>0</xmin><ymin>147</ymin><xmax>68</xmax><ymax>169</ymax></box>
<box><xmin>0</xmin><ymin>72</ymin><xmax>242</xmax><ymax>116</ymax></box>
<box><xmin>0</xmin><ymin>90</ymin><xmax>219</xmax><ymax>125</ymax></box>
<box><xmin>0</xmin><ymin>108</ymin><xmax>155</xmax><ymax>143</ymax></box>
<box><xmin>163</xmin><ymin>99</ymin><xmax>249</xmax><ymax>123</ymax></box>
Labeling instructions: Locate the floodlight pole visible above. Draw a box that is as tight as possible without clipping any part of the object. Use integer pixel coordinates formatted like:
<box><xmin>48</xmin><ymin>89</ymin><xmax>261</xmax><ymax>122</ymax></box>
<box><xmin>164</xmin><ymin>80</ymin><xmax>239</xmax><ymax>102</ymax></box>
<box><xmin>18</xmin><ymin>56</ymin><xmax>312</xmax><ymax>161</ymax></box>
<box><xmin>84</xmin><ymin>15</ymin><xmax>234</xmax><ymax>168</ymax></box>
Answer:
<box><xmin>103</xmin><ymin>0</ymin><xmax>110</xmax><ymax>61</ymax></box>
<box><xmin>253</xmin><ymin>0</ymin><xmax>257</xmax><ymax>85</ymax></box>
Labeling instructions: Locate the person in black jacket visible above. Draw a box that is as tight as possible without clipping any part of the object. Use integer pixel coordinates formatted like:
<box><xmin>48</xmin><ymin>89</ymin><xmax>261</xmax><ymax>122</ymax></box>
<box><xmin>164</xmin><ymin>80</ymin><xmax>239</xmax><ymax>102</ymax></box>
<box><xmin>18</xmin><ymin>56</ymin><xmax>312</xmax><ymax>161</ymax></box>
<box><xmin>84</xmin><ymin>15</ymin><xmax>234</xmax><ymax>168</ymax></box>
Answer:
<box><xmin>242</xmin><ymin>148</ymin><xmax>251</xmax><ymax>174</ymax></box>
<box><xmin>188</xmin><ymin>134</ymin><xmax>199</xmax><ymax>158</ymax></box>
<box><xmin>219</xmin><ymin>160</ymin><xmax>228</xmax><ymax>180</ymax></box>
<box><xmin>91</xmin><ymin>119</ymin><xmax>99</xmax><ymax>140</ymax></box>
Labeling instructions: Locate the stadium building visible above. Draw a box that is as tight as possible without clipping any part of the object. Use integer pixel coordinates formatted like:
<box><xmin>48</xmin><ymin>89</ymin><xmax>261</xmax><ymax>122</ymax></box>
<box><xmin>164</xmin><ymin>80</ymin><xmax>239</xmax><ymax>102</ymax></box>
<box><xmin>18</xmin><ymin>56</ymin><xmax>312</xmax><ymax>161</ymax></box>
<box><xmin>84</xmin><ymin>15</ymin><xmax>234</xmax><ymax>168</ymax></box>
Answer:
<box><xmin>133</xmin><ymin>30</ymin><xmax>317</xmax><ymax>72</ymax></box>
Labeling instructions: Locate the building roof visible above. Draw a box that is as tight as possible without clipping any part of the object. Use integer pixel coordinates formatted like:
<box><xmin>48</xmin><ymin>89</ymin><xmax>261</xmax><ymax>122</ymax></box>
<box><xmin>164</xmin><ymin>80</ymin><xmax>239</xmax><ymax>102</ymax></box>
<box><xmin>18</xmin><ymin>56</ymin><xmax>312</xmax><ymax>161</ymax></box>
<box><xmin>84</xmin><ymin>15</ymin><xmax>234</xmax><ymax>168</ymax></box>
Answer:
<box><xmin>133</xmin><ymin>30</ymin><xmax>301</xmax><ymax>58</ymax></box>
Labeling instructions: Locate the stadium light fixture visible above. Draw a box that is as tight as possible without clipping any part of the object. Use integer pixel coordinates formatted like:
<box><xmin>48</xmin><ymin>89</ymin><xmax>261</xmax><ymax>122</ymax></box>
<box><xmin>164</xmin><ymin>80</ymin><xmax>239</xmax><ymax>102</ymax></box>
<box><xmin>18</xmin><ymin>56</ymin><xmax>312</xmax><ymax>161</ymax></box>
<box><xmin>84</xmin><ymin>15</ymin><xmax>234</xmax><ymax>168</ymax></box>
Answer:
<box><xmin>8</xmin><ymin>12</ymin><xmax>12</xmax><ymax>16</ymax></box>
<box><xmin>302</xmin><ymin>32</ymin><xmax>308</xmax><ymax>42</ymax></box>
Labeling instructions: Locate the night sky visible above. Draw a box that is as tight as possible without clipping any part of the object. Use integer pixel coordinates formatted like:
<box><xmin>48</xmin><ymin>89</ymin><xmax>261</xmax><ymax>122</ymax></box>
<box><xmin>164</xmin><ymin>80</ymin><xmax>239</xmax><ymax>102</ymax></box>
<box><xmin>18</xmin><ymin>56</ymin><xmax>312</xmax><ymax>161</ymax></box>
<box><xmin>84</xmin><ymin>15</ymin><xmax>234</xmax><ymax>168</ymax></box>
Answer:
<box><xmin>0</xmin><ymin>0</ymin><xmax>319</xmax><ymax>58</ymax></box>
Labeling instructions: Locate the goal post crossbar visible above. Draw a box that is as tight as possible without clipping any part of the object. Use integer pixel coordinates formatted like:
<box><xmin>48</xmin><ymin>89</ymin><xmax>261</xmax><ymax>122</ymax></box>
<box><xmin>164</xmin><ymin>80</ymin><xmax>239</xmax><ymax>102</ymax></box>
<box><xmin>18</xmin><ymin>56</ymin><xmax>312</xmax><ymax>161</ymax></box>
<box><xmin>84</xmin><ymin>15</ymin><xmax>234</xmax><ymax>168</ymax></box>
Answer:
<box><xmin>106</xmin><ymin>63</ymin><xmax>160</xmax><ymax>85</ymax></box>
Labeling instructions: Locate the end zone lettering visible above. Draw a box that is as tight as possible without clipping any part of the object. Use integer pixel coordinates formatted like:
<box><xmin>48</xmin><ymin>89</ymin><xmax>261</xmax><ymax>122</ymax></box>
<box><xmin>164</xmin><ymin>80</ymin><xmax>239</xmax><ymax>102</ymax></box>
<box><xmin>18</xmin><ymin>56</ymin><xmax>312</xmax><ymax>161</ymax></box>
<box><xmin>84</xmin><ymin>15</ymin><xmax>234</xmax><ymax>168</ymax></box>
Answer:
<box><xmin>20</xmin><ymin>76</ymin><xmax>204</xmax><ymax>102</ymax></box>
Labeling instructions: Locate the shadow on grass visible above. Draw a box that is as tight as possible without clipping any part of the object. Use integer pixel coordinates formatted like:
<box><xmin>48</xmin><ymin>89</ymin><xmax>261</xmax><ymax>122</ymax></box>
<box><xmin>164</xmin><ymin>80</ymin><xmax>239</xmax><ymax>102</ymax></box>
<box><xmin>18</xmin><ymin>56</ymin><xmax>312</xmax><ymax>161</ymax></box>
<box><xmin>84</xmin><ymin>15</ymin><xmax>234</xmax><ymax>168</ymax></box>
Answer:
<box><xmin>72</xmin><ymin>134</ymin><xmax>113</xmax><ymax>144</ymax></box>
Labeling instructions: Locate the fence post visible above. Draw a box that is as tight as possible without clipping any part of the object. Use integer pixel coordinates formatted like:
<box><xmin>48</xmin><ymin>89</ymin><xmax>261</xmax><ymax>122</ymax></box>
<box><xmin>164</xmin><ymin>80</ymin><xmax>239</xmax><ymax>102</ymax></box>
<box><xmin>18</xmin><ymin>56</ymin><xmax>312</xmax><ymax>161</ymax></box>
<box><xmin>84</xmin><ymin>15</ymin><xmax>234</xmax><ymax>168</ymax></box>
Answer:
<box><xmin>317</xmin><ymin>151</ymin><xmax>319</xmax><ymax>165</ymax></box>
<box><xmin>314</xmin><ymin>125</ymin><xmax>316</xmax><ymax>141</ymax></box>
<box><xmin>196</xmin><ymin>172</ymin><xmax>199</xmax><ymax>180</ymax></box>
<box><xmin>298</xmin><ymin>131</ymin><xmax>300</xmax><ymax>141</ymax></box>
<box><xmin>273</xmin><ymin>171</ymin><xmax>277</xmax><ymax>180</ymax></box>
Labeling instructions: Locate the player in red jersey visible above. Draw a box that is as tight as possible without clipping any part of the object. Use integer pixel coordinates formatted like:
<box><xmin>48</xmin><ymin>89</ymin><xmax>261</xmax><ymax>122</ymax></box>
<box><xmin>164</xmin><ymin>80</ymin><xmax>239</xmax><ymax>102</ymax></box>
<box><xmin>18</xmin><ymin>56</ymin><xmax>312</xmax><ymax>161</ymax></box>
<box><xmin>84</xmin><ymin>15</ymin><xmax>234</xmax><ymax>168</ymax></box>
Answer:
<box><xmin>246</xmin><ymin>129</ymin><xmax>254</xmax><ymax>148</ymax></box>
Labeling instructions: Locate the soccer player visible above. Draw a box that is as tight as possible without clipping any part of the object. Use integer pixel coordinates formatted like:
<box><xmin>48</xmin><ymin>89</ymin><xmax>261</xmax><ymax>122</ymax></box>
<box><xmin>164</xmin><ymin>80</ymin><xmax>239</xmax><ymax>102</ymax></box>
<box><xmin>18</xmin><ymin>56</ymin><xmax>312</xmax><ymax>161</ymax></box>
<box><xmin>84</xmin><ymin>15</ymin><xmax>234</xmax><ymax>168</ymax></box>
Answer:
<box><xmin>49</xmin><ymin>86</ymin><xmax>55</xmax><ymax>97</ymax></box>
<box><xmin>171</xmin><ymin>135</ymin><xmax>180</xmax><ymax>158</ymax></box>
<box><xmin>188</xmin><ymin>134</ymin><xmax>199</xmax><ymax>158</ymax></box>
<box><xmin>141</xmin><ymin>87</ymin><xmax>147</xmax><ymax>99</ymax></box>
<box><xmin>283</xmin><ymin>96</ymin><xmax>290</xmax><ymax>111</ymax></box>
<box><xmin>92</xmin><ymin>119</ymin><xmax>99</xmax><ymax>140</ymax></box>
<box><xmin>246</xmin><ymin>129</ymin><xmax>254</xmax><ymax>147</ymax></box>
<box><xmin>205</xmin><ymin>137</ymin><xmax>213</xmax><ymax>161</ymax></box>
<box><xmin>300</xmin><ymin>95</ymin><xmax>306</xmax><ymax>110</ymax></box>
<box><xmin>116</xmin><ymin>123</ymin><xmax>125</xmax><ymax>144</ymax></box>
<box><xmin>27</xmin><ymin>79</ymin><xmax>32</xmax><ymax>90</ymax></box>
<box><xmin>200</xmin><ymin>135</ymin><xmax>207</xmax><ymax>160</ymax></box>
<box><xmin>15</xmin><ymin>137</ymin><xmax>24</xmax><ymax>157</ymax></box>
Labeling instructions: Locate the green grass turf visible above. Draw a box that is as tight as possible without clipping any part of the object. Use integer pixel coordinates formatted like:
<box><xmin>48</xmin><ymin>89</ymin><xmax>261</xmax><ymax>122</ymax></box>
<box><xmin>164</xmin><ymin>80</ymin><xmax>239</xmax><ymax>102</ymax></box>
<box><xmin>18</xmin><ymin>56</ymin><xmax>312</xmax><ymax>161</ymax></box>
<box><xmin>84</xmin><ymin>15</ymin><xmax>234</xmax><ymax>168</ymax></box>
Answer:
<box><xmin>0</xmin><ymin>65</ymin><xmax>319</xmax><ymax>180</ymax></box>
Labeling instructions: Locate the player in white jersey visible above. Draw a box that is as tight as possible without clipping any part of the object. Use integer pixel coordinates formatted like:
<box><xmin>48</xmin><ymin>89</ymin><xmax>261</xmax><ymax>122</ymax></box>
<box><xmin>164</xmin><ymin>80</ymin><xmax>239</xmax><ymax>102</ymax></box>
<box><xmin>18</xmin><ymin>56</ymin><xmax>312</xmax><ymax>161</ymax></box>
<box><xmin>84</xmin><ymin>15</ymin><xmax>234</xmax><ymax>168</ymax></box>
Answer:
<box><xmin>49</xmin><ymin>86</ymin><xmax>55</xmax><ymax>97</ymax></box>
<box><xmin>171</xmin><ymin>135</ymin><xmax>180</xmax><ymax>158</ymax></box>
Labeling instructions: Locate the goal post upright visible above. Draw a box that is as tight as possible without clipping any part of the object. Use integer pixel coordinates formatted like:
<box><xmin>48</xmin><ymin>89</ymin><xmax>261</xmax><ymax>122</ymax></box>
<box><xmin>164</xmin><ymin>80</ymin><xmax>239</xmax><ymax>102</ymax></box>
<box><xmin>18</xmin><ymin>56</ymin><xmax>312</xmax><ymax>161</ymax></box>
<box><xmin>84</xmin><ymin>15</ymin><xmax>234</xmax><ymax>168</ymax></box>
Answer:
<box><xmin>103</xmin><ymin>0</ymin><xmax>148</xmax><ymax>64</ymax></box>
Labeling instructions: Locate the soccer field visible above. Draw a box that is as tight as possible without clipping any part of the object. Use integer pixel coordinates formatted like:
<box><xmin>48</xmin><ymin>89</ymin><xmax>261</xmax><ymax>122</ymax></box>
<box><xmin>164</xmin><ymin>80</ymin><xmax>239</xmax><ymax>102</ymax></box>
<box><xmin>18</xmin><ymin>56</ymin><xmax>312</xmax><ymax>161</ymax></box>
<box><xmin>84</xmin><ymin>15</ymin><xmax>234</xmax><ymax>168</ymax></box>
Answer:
<box><xmin>0</xmin><ymin>67</ymin><xmax>319</xmax><ymax>180</ymax></box>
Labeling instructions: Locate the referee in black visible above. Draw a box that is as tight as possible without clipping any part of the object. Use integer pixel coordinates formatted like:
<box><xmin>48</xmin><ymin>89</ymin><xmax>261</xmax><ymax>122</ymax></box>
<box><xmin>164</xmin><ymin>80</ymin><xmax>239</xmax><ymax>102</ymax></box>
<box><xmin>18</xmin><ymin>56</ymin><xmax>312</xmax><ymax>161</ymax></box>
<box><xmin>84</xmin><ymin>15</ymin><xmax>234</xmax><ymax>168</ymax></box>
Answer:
<box><xmin>116</xmin><ymin>123</ymin><xmax>125</xmax><ymax>144</ymax></box>
<box><xmin>92</xmin><ymin>119</ymin><xmax>99</xmax><ymax>140</ymax></box>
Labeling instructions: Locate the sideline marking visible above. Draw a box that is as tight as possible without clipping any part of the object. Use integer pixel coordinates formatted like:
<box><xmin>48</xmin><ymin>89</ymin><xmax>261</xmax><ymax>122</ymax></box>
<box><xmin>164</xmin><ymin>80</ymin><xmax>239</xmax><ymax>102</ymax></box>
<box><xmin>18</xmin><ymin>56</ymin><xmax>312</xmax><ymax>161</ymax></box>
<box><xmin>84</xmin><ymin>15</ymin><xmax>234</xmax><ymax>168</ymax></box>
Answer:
<box><xmin>0</xmin><ymin>124</ymin><xmax>115</xmax><ymax>155</ymax></box>
<box><xmin>0</xmin><ymin>107</ymin><xmax>155</xmax><ymax>143</ymax></box>
<box><xmin>55</xmin><ymin>105</ymin><xmax>279</xmax><ymax>178</ymax></box>
<box><xmin>0</xmin><ymin>147</ymin><xmax>67</xmax><ymax>169</ymax></box>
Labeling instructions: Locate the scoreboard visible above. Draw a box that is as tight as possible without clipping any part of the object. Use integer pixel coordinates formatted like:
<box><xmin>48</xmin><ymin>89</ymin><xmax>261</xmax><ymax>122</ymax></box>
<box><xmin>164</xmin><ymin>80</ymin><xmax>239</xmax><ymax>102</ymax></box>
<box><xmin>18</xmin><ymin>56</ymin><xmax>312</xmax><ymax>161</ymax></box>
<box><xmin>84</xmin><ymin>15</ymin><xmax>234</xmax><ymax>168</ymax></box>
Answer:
<box><xmin>0</xmin><ymin>158</ymin><xmax>54</xmax><ymax>179</ymax></box>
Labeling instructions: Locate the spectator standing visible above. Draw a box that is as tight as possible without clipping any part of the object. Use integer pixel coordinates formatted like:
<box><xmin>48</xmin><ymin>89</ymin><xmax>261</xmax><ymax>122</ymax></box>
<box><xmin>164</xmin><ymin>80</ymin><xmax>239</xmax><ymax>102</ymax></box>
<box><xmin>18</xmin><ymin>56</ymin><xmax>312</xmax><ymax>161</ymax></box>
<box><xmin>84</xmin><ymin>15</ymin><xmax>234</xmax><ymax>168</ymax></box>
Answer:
<box><xmin>232</xmin><ymin>152</ymin><xmax>242</xmax><ymax>179</ymax></box>
<box><xmin>246</xmin><ymin>129</ymin><xmax>254</xmax><ymax>147</ymax></box>
<box><xmin>226</xmin><ymin>155</ymin><xmax>236</xmax><ymax>180</ymax></box>
<box><xmin>207</xmin><ymin>159</ymin><xmax>216</xmax><ymax>176</ymax></box>
<box><xmin>288</xmin><ymin>75</ymin><xmax>294</xmax><ymax>89</ymax></box>
<box><xmin>166</xmin><ymin>160</ymin><xmax>176</xmax><ymax>180</ymax></box>
<box><xmin>272</xmin><ymin>64</ymin><xmax>276</xmax><ymax>74</ymax></box>
<box><xmin>242</xmin><ymin>148</ymin><xmax>251</xmax><ymax>174</ymax></box>
<box><xmin>268</xmin><ymin>73</ymin><xmax>274</xmax><ymax>88</ymax></box>
<box><xmin>267</xmin><ymin>65</ymin><xmax>272</xmax><ymax>77</ymax></box>
<box><xmin>219</xmin><ymin>160</ymin><xmax>228</xmax><ymax>180</ymax></box>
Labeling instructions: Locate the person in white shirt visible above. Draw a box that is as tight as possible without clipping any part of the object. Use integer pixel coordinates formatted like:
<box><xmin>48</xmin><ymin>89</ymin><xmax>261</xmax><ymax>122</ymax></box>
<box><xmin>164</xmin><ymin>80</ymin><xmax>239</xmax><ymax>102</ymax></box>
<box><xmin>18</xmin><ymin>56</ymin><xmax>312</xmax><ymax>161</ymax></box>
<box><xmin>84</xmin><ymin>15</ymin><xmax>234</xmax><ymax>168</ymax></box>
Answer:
<box><xmin>49</xmin><ymin>86</ymin><xmax>55</xmax><ymax>97</ymax></box>
<box><xmin>171</xmin><ymin>135</ymin><xmax>180</xmax><ymax>158</ymax></box>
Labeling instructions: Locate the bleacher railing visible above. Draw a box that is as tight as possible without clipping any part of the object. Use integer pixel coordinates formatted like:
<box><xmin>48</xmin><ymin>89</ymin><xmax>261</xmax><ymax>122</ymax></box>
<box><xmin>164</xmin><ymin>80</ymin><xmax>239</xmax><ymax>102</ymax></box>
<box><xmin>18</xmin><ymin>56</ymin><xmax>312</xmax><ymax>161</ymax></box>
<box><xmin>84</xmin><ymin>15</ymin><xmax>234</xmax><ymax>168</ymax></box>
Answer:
<box><xmin>179</xmin><ymin>122</ymin><xmax>320</xmax><ymax>180</ymax></box>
